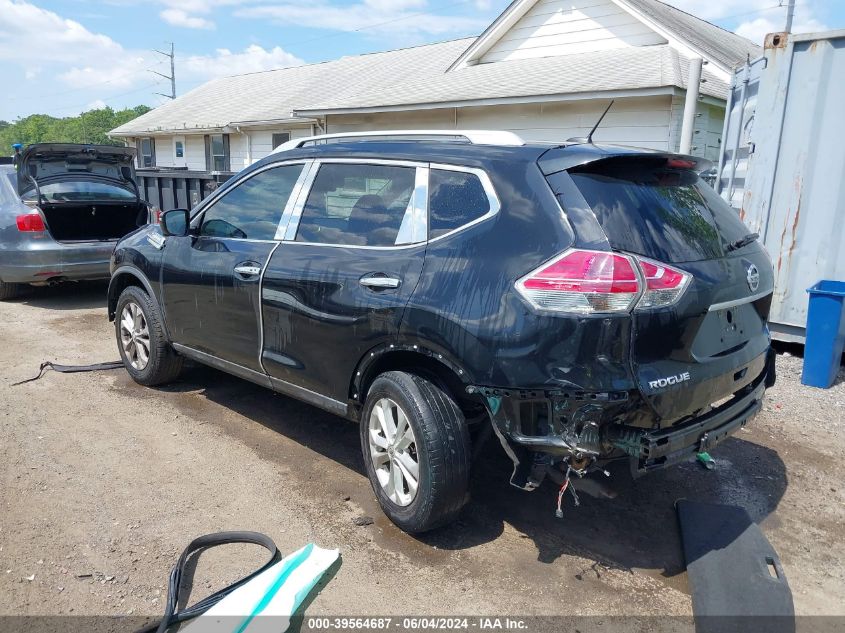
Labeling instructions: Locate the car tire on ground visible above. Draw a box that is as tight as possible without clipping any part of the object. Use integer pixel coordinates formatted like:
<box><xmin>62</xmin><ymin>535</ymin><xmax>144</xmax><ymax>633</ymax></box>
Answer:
<box><xmin>0</xmin><ymin>279</ymin><xmax>21</xmax><ymax>300</ymax></box>
<box><xmin>115</xmin><ymin>285</ymin><xmax>183</xmax><ymax>386</ymax></box>
<box><xmin>360</xmin><ymin>371</ymin><xmax>470</xmax><ymax>533</ymax></box>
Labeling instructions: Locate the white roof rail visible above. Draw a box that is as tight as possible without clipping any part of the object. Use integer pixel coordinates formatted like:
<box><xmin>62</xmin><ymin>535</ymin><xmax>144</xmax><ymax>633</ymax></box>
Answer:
<box><xmin>272</xmin><ymin>130</ymin><xmax>525</xmax><ymax>153</ymax></box>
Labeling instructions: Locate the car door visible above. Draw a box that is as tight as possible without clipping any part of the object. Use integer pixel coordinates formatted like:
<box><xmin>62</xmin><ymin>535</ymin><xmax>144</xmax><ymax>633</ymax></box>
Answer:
<box><xmin>161</xmin><ymin>160</ymin><xmax>309</xmax><ymax>375</ymax></box>
<box><xmin>261</xmin><ymin>159</ymin><xmax>428</xmax><ymax>409</ymax></box>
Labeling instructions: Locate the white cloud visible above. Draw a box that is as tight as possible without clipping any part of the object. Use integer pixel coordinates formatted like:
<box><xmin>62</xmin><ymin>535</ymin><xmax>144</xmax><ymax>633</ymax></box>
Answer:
<box><xmin>0</xmin><ymin>0</ymin><xmax>125</xmax><ymax>64</ymax></box>
<box><xmin>160</xmin><ymin>8</ymin><xmax>215</xmax><ymax>29</ymax></box>
<box><xmin>236</xmin><ymin>1</ymin><xmax>488</xmax><ymax>36</ymax></box>
<box><xmin>735</xmin><ymin>15</ymin><xmax>828</xmax><ymax>45</ymax></box>
<box><xmin>86</xmin><ymin>99</ymin><xmax>107</xmax><ymax>110</ymax></box>
<box><xmin>180</xmin><ymin>45</ymin><xmax>304</xmax><ymax>78</ymax></box>
<box><xmin>0</xmin><ymin>0</ymin><xmax>303</xmax><ymax>119</ymax></box>
<box><xmin>662</xmin><ymin>0</ymin><xmax>829</xmax><ymax>44</ymax></box>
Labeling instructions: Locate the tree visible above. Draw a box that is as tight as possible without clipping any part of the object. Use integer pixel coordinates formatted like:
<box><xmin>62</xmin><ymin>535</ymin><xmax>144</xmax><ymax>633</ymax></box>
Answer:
<box><xmin>0</xmin><ymin>106</ymin><xmax>152</xmax><ymax>155</ymax></box>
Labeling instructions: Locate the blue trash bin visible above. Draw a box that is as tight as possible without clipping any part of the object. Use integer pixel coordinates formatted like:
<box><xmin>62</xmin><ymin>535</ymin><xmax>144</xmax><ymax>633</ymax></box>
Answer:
<box><xmin>802</xmin><ymin>280</ymin><xmax>845</xmax><ymax>388</ymax></box>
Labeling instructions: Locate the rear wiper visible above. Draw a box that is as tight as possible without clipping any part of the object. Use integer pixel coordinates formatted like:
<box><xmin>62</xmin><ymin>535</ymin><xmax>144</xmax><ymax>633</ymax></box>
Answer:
<box><xmin>726</xmin><ymin>232</ymin><xmax>759</xmax><ymax>252</ymax></box>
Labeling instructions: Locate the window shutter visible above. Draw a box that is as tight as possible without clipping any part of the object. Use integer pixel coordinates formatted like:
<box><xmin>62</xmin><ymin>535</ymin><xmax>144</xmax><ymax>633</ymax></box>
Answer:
<box><xmin>204</xmin><ymin>135</ymin><xmax>211</xmax><ymax>171</ymax></box>
<box><xmin>223</xmin><ymin>134</ymin><xmax>231</xmax><ymax>172</ymax></box>
<box><xmin>150</xmin><ymin>138</ymin><xmax>156</xmax><ymax>167</ymax></box>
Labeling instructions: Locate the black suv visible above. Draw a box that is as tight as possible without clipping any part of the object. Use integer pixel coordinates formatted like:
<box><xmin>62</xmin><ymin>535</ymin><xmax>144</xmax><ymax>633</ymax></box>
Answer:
<box><xmin>108</xmin><ymin>131</ymin><xmax>775</xmax><ymax>533</ymax></box>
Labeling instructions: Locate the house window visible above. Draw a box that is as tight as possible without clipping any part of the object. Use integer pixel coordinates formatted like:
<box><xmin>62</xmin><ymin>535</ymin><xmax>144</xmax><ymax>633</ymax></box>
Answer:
<box><xmin>139</xmin><ymin>138</ymin><xmax>155</xmax><ymax>168</ymax></box>
<box><xmin>175</xmin><ymin>141</ymin><xmax>184</xmax><ymax>158</ymax></box>
<box><xmin>204</xmin><ymin>133</ymin><xmax>230</xmax><ymax>172</ymax></box>
<box><xmin>272</xmin><ymin>132</ymin><xmax>291</xmax><ymax>149</ymax></box>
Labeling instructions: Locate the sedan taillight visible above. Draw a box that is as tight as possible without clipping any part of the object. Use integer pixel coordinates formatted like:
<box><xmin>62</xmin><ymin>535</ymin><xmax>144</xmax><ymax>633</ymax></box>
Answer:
<box><xmin>16</xmin><ymin>212</ymin><xmax>46</xmax><ymax>232</ymax></box>
<box><xmin>515</xmin><ymin>248</ymin><xmax>691</xmax><ymax>314</ymax></box>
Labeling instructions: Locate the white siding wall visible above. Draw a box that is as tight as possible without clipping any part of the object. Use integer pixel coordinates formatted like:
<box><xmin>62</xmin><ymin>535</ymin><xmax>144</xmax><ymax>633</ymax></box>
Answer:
<box><xmin>184</xmin><ymin>135</ymin><xmax>206</xmax><ymax>170</ymax></box>
<box><xmin>327</xmin><ymin>96</ymin><xmax>675</xmax><ymax>150</ymax></box>
<box><xmin>131</xmin><ymin>127</ymin><xmax>312</xmax><ymax>172</ymax></box>
<box><xmin>229</xmin><ymin>134</ymin><xmax>250</xmax><ymax>170</ymax></box>
<box><xmin>667</xmin><ymin>96</ymin><xmax>726</xmax><ymax>161</ymax></box>
<box><xmin>480</xmin><ymin>0</ymin><xmax>666</xmax><ymax>63</ymax></box>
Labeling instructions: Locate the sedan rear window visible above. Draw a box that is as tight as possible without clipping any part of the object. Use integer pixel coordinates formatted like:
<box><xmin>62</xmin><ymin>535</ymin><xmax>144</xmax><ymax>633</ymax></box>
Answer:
<box><xmin>566</xmin><ymin>158</ymin><xmax>752</xmax><ymax>263</ymax></box>
<box><xmin>22</xmin><ymin>180</ymin><xmax>136</xmax><ymax>202</ymax></box>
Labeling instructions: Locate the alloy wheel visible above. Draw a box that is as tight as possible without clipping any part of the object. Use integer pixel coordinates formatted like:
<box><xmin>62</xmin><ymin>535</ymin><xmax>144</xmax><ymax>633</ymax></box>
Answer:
<box><xmin>119</xmin><ymin>301</ymin><xmax>151</xmax><ymax>370</ymax></box>
<box><xmin>368</xmin><ymin>397</ymin><xmax>419</xmax><ymax>506</ymax></box>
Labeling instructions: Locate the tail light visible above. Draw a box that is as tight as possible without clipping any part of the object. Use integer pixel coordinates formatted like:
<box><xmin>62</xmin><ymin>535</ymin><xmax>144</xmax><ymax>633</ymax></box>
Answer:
<box><xmin>515</xmin><ymin>248</ymin><xmax>690</xmax><ymax>314</ymax></box>
<box><xmin>16</xmin><ymin>212</ymin><xmax>46</xmax><ymax>232</ymax></box>
<box><xmin>515</xmin><ymin>249</ymin><xmax>640</xmax><ymax>314</ymax></box>
<box><xmin>636</xmin><ymin>257</ymin><xmax>691</xmax><ymax>309</ymax></box>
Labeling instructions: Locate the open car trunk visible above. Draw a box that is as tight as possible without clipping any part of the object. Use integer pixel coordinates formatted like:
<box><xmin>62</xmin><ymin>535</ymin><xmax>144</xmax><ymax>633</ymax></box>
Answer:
<box><xmin>40</xmin><ymin>201</ymin><xmax>147</xmax><ymax>242</ymax></box>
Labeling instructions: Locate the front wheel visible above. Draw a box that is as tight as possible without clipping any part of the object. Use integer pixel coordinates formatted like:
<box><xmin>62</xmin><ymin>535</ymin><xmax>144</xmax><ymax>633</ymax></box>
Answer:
<box><xmin>360</xmin><ymin>371</ymin><xmax>470</xmax><ymax>533</ymax></box>
<box><xmin>115</xmin><ymin>285</ymin><xmax>183</xmax><ymax>386</ymax></box>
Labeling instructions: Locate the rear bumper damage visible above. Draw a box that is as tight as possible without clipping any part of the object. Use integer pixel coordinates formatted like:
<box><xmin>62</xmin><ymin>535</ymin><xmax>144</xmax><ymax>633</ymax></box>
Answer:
<box><xmin>471</xmin><ymin>348</ymin><xmax>776</xmax><ymax>491</ymax></box>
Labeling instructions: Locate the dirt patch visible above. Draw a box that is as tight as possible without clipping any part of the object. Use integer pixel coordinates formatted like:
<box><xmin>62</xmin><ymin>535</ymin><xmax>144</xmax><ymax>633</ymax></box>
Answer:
<box><xmin>1</xmin><ymin>283</ymin><xmax>843</xmax><ymax>618</ymax></box>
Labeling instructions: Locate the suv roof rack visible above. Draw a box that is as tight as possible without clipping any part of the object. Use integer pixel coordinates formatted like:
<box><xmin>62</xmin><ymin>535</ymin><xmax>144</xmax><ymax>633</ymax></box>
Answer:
<box><xmin>272</xmin><ymin>130</ymin><xmax>525</xmax><ymax>153</ymax></box>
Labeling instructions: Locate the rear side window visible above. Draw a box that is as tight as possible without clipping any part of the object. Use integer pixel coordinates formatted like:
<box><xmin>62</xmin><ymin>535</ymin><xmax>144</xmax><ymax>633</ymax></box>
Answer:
<box><xmin>428</xmin><ymin>169</ymin><xmax>490</xmax><ymax>239</ymax></box>
<box><xmin>296</xmin><ymin>163</ymin><xmax>416</xmax><ymax>247</ymax></box>
<box><xmin>567</xmin><ymin>158</ymin><xmax>751</xmax><ymax>263</ymax></box>
<box><xmin>199</xmin><ymin>163</ymin><xmax>303</xmax><ymax>240</ymax></box>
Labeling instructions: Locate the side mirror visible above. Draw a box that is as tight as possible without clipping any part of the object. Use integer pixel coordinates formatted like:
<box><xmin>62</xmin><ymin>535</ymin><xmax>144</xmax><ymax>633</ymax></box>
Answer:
<box><xmin>160</xmin><ymin>208</ymin><xmax>190</xmax><ymax>237</ymax></box>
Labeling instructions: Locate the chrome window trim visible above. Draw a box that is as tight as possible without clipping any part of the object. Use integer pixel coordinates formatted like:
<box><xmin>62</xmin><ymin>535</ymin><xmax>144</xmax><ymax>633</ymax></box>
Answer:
<box><xmin>277</xmin><ymin>240</ymin><xmax>427</xmax><ymax>252</ymax></box>
<box><xmin>189</xmin><ymin>159</ymin><xmax>312</xmax><ymax>239</ymax></box>
<box><xmin>275</xmin><ymin>160</ymin><xmax>316</xmax><ymax>240</ymax></box>
<box><xmin>283</xmin><ymin>158</ymin><xmax>429</xmax><ymax>246</ymax></box>
<box><xmin>282</xmin><ymin>160</ymin><xmax>321</xmax><ymax>241</ymax></box>
<box><xmin>426</xmin><ymin>163</ymin><xmax>501</xmax><ymax>243</ymax></box>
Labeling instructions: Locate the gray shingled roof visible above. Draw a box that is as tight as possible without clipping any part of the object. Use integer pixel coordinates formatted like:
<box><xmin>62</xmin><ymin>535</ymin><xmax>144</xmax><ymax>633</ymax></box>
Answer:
<box><xmin>111</xmin><ymin>38</ymin><xmax>473</xmax><ymax>135</ymax></box>
<box><xmin>296</xmin><ymin>44</ymin><xmax>727</xmax><ymax>115</ymax></box>
<box><xmin>111</xmin><ymin>0</ymin><xmax>751</xmax><ymax>136</ymax></box>
<box><xmin>623</xmin><ymin>0</ymin><xmax>761</xmax><ymax>69</ymax></box>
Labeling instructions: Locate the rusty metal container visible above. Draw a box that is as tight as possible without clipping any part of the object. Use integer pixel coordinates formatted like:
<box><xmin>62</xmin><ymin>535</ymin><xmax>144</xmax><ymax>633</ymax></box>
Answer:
<box><xmin>716</xmin><ymin>29</ymin><xmax>845</xmax><ymax>343</ymax></box>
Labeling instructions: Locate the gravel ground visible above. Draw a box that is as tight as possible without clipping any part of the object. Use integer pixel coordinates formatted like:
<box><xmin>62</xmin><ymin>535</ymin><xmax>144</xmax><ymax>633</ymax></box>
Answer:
<box><xmin>1</xmin><ymin>282</ymin><xmax>843</xmax><ymax>625</ymax></box>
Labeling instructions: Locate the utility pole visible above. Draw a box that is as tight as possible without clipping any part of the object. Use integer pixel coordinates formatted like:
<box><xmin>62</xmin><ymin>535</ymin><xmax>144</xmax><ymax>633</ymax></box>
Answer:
<box><xmin>784</xmin><ymin>0</ymin><xmax>796</xmax><ymax>33</ymax></box>
<box><xmin>151</xmin><ymin>42</ymin><xmax>176</xmax><ymax>99</ymax></box>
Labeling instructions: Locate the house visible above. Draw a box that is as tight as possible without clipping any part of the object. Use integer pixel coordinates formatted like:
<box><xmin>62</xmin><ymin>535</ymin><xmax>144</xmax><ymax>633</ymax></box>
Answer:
<box><xmin>109</xmin><ymin>0</ymin><xmax>759</xmax><ymax>209</ymax></box>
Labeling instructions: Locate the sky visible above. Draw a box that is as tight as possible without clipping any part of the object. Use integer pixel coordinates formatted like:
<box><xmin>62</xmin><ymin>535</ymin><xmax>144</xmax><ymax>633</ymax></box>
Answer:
<box><xmin>0</xmin><ymin>0</ymin><xmax>841</xmax><ymax>121</ymax></box>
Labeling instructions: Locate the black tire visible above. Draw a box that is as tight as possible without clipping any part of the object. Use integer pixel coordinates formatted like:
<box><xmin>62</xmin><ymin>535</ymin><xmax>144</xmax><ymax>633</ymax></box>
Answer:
<box><xmin>360</xmin><ymin>371</ymin><xmax>470</xmax><ymax>533</ymax></box>
<box><xmin>0</xmin><ymin>279</ymin><xmax>21</xmax><ymax>301</ymax></box>
<box><xmin>115</xmin><ymin>285</ymin><xmax>183</xmax><ymax>386</ymax></box>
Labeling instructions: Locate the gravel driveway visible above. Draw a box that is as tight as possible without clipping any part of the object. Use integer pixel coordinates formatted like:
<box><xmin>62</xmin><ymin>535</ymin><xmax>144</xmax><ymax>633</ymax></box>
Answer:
<box><xmin>1</xmin><ymin>282</ymin><xmax>843</xmax><ymax>625</ymax></box>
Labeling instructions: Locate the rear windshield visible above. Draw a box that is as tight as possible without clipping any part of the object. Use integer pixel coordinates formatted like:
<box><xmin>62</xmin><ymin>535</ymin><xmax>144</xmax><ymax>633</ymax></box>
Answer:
<box><xmin>22</xmin><ymin>180</ymin><xmax>135</xmax><ymax>203</ymax></box>
<box><xmin>568</xmin><ymin>158</ymin><xmax>751</xmax><ymax>263</ymax></box>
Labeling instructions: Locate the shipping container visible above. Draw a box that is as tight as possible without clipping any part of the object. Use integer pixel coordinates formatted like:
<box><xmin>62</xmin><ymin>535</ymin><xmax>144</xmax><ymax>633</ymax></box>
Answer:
<box><xmin>716</xmin><ymin>29</ymin><xmax>845</xmax><ymax>343</ymax></box>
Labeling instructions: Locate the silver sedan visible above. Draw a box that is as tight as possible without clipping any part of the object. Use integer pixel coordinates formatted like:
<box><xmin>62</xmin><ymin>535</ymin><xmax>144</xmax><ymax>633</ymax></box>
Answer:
<box><xmin>0</xmin><ymin>144</ymin><xmax>153</xmax><ymax>300</ymax></box>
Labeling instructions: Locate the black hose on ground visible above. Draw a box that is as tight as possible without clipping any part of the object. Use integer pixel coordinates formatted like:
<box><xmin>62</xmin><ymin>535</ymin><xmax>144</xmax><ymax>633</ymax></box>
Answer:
<box><xmin>135</xmin><ymin>531</ymin><xmax>280</xmax><ymax>633</ymax></box>
<box><xmin>10</xmin><ymin>360</ymin><xmax>124</xmax><ymax>386</ymax></box>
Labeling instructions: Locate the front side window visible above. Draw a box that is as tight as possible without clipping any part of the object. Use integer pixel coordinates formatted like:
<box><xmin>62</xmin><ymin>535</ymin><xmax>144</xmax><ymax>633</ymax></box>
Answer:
<box><xmin>199</xmin><ymin>163</ymin><xmax>304</xmax><ymax>240</ymax></box>
<box><xmin>139</xmin><ymin>138</ymin><xmax>155</xmax><ymax>168</ymax></box>
<box><xmin>428</xmin><ymin>169</ymin><xmax>491</xmax><ymax>239</ymax></box>
<box><xmin>295</xmin><ymin>163</ymin><xmax>416</xmax><ymax>247</ymax></box>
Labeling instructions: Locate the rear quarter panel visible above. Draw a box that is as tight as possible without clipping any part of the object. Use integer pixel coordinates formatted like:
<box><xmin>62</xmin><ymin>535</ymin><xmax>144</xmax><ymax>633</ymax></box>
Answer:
<box><xmin>401</xmin><ymin>158</ymin><xmax>636</xmax><ymax>393</ymax></box>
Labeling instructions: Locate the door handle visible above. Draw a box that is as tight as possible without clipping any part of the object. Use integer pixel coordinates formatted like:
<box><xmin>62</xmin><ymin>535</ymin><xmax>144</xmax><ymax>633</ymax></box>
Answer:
<box><xmin>359</xmin><ymin>274</ymin><xmax>401</xmax><ymax>289</ymax></box>
<box><xmin>234</xmin><ymin>264</ymin><xmax>262</xmax><ymax>277</ymax></box>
